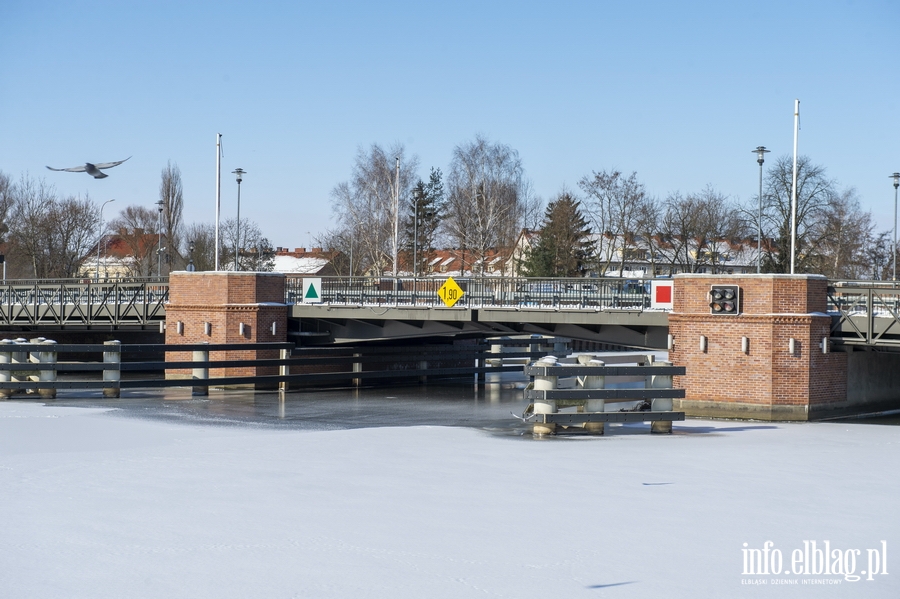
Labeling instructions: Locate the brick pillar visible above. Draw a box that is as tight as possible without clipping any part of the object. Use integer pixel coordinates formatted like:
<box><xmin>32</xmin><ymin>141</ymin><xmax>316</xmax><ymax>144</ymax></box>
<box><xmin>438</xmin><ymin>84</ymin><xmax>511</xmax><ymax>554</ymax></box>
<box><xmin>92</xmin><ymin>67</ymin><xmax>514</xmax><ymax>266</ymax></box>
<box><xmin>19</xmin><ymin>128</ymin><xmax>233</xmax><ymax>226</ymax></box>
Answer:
<box><xmin>164</xmin><ymin>272</ymin><xmax>289</xmax><ymax>388</ymax></box>
<box><xmin>668</xmin><ymin>274</ymin><xmax>847</xmax><ymax>421</ymax></box>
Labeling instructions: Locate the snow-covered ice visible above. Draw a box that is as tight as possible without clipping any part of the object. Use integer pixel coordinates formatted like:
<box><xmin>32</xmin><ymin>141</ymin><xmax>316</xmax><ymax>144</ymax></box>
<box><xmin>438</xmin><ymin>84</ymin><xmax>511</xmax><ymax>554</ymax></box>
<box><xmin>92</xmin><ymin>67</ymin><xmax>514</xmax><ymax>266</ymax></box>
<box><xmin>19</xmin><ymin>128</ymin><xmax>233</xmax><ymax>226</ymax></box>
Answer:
<box><xmin>0</xmin><ymin>400</ymin><xmax>897</xmax><ymax>598</ymax></box>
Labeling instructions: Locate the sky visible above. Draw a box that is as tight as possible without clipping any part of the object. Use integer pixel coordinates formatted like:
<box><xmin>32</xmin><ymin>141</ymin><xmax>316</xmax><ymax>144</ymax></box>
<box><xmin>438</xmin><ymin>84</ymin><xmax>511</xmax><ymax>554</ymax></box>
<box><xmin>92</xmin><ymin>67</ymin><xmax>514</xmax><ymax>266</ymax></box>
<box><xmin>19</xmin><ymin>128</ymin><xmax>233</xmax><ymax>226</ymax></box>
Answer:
<box><xmin>2</xmin><ymin>0</ymin><xmax>898</xmax><ymax>251</ymax></box>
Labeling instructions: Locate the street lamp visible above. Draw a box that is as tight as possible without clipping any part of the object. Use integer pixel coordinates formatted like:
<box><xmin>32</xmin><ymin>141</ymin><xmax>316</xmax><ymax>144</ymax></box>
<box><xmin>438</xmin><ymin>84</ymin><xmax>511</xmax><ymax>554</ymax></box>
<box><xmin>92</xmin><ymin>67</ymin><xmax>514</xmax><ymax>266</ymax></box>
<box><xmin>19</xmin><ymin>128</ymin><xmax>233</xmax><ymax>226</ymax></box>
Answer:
<box><xmin>392</xmin><ymin>157</ymin><xmax>400</xmax><ymax>280</ymax></box>
<box><xmin>412</xmin><ymin>185</ymin><xmax>422</xmax><ymax>279</ymax></box>
<box><xmin>156</xmin><ymin>199</ymin><xmax>166</xmax><ymax>277</ymax></box>
<box><xmin>892</xmin><ymin>172</ymin><xmax>900</xmax><ymax>281</ymax></box>
<box><xmin>753</xmin><ymin>146</ymin><xmax>769</xmax><ymax>274</ymax></box>
<box><xmin>96</xmin><ymin>198</ymin><xmax>115</xmax><ymax>282</ymax></box>
<box><xmin>186</xmin><ymin>240</ymin><xmax>196</xmax><ymax>272</ymax></box>
<box><xmin>232</xmin><ymin>168</ymin><xmax>245</xmax><ymax>271</ymax></box>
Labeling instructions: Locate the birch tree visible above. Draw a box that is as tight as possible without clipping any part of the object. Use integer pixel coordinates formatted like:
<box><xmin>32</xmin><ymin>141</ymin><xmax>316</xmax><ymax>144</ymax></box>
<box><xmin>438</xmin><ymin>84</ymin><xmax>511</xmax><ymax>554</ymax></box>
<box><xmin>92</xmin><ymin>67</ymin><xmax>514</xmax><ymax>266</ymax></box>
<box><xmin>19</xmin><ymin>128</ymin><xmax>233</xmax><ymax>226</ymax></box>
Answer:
<box><xmin>445</xmin><ymin>135</ymin><xmax>526</xmax><ymax>275</ymax></box>
<box><xmin>331</xmin><ymin>143</ymin><xmax>419</xmax><ymax>275</ymax></box>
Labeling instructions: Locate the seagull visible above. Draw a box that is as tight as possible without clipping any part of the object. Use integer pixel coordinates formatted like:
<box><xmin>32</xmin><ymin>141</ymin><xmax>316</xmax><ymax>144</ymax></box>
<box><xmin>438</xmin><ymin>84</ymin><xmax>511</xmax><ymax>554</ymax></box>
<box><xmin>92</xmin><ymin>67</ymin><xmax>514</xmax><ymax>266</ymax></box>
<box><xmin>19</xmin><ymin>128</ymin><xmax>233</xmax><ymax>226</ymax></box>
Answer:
<box><xmin>46</xmin><ymin>156</ymin><xmax>131</xmax><ymax>179</ymax></box>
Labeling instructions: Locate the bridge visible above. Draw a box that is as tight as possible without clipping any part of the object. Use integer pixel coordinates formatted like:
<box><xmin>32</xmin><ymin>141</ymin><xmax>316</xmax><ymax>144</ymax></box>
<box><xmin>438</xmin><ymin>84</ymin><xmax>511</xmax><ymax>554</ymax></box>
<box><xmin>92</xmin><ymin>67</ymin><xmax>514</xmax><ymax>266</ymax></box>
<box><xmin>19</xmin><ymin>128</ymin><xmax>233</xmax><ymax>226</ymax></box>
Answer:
<box><xmin>1</xmin><ymin>275</ymin><xmax>899</xmax><ymax>350</ymax></box>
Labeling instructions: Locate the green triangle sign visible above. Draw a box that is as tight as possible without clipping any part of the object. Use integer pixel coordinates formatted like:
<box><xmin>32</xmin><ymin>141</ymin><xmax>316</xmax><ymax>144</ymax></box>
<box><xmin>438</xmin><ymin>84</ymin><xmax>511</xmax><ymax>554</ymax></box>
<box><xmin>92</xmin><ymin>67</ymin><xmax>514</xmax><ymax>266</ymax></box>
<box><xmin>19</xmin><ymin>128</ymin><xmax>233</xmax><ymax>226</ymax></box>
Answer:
<box><xmin>305</xmin><ymin>284</ymin><xmax>319</xmax><ymax>299</ymax></box>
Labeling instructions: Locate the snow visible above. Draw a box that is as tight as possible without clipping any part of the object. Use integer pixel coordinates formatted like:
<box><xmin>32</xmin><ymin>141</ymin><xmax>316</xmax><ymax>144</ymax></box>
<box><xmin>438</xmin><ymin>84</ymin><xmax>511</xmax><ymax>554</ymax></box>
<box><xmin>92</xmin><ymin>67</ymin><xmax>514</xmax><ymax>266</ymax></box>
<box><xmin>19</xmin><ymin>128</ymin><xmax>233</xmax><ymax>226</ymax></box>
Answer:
<box><xmin>0</xmin><ymin>400</ymin><xmax>897</xmax><ymax>598</ymax></box>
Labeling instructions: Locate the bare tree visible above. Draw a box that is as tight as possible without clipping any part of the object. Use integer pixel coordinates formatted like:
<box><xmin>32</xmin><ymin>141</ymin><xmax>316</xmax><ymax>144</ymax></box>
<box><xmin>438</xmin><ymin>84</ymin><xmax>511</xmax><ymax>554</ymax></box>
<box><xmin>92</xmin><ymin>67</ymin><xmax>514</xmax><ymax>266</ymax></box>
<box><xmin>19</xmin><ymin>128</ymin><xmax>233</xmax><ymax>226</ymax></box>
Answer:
<box><xmin>760</xmin><ymin>155</ymin><xmax>837</xmax><ymax>273</ymax></box>
<box><xmin>183</xmin><ymin>222</ymin><xmax>216</xmax><ymax>272</ymax></box>
<box><xmin>5</xmin><ymin>175</ymin><xmax>97</xmax><ymax>278</ymax></box>
<box><xmin>219</xmin><ymin>217</ymin><xmax>275</xmax><ymax>271</ymax></box>
<box><xmin>159</xmin><ymin>161</ymin><xmax>185</xmax><ymax>269</ymax></box>
<box><xmin>445</xmin><ymin>135</ymin><xmax>526</xmax><ymax>275</ymax></box>
<box><xmin>0</xmin><ymin>171</ymin><xmax>12</xmax><ymax>249</ymax></box>
<box><xmin>331</xmin><ymin>143</ymin><xmax>419</xmax><ymax>275</ymax></box>
<box><xmin>578</xmin><ymin>170</ymin><xmax>648</xmax><ymax>276</ymax></box>
<box><xmin>110</xmin><ymin>205</ymin><xmax>160</xmax><ymax>277</ymax></box>
<box><xmin>658</xmin><ymin>187</ymin><xmax>744</xmax><ymax>274</ymax></box>
<box><xmin>807</xmin><ymin>188</ymin><xmax>873</xmax><ymax>279</ymax></box>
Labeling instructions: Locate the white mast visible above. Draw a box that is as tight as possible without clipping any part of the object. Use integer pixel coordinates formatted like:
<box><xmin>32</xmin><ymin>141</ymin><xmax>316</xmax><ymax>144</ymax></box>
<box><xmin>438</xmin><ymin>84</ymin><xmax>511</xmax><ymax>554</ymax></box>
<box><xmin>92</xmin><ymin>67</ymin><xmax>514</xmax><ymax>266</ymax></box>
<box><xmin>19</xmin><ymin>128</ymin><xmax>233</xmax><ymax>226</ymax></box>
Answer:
<box><xmin>790</xmin><ymin>100</ymin><xmax>799</xmax><ymax>274</ymax></box>
<box><xmin>392</xmin><ymin>156</ymin><xmax>400</xmax><ymax>279</ymax></box>
<box><xmin>215</xmin><ymin>133</ymin><xmax>222</xmax><ymax>271</ymax></box>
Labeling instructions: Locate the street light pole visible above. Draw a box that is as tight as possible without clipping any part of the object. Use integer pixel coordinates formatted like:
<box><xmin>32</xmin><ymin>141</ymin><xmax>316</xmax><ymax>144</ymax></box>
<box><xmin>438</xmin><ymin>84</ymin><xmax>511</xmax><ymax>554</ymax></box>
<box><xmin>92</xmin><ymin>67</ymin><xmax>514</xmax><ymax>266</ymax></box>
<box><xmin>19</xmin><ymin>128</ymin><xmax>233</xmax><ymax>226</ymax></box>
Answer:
<box><xmin>412</xmin><ymin>186</ymin><xmax>421</xmax><ymax>279</ymax></box>
<box><xmin>156</xmin><ymin>199</ymin><xmax>164</xmax><ymax>277</ymax></box>
<box><xmin>186</xmin><ymin>240</ymin><xmax>196</xmax><ymax>272</ymax></box>
<box><xmin>892</xmin><ymin>172</ymin><xmax>900</xmax><ymax>281</ymax></box>
<box><xmin>96</xmin><ymin>198</ymin><xmax>115</xmax><ymax>282</ymax></box>
<box><xmin>753</xmin><ymin>146</ymin><xmax>769</xmax><ymax>274</ymax></box>
<box><xmin>392</xmin><ymin>157</ymin><xmax>400</xmax><ymax>280</ymax></box>
<box><xmin>232</xmin><ymin>168</ymin><xmax>245</xmax><ymax>271</ymax></box>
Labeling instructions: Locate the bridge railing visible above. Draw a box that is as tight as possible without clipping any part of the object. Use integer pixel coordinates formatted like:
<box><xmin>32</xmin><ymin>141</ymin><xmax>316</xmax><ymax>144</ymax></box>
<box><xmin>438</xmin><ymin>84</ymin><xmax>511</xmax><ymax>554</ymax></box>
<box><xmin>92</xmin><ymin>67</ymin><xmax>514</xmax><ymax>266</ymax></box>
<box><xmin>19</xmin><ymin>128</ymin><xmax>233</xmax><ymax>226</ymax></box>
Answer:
<box><xmin>827</xmin><ymin>281</ymin><xmax>900</xmax><ymax>347</ymax></box>
<box><xmin>285</xmin><ymin>276</ymin><xmax>653</xmax><ymax>310</ymax></box>
<box><xmin>0</xmin><ymin>278</ymin><xmax>168</xmax><ymax>326</ymax></box>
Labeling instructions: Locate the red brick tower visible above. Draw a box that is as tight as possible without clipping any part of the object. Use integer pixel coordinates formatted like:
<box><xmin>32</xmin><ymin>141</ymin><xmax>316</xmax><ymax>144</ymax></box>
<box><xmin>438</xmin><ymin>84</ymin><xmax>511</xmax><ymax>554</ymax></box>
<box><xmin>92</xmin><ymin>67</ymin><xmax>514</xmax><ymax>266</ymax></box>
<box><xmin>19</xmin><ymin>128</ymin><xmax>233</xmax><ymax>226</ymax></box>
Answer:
<box><xmin>669</xmin><ymin>274</ymin><xmax>847</xmax><ymax>420</ymax></box>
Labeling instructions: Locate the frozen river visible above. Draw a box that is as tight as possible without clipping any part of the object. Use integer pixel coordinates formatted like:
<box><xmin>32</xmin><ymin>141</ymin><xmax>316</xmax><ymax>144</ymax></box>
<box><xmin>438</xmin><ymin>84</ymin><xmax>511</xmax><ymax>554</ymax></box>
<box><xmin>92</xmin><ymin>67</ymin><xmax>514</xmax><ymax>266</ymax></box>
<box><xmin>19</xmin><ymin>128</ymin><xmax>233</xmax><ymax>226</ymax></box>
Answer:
<box><xmin>1</xmin><ymin>384</ymin><xmax>897</xmax><ymax>598</ymax></box>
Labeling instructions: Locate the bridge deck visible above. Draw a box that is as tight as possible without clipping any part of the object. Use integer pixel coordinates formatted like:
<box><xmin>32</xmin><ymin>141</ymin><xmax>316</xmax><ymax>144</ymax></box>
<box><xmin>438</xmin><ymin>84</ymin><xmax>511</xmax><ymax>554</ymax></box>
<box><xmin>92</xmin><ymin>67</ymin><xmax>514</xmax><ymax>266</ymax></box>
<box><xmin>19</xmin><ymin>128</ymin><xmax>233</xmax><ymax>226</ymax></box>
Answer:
<box><xmin>0</xmin><ymin>277</ymin><xmax>898</xmax><ymax>350</ymax></box>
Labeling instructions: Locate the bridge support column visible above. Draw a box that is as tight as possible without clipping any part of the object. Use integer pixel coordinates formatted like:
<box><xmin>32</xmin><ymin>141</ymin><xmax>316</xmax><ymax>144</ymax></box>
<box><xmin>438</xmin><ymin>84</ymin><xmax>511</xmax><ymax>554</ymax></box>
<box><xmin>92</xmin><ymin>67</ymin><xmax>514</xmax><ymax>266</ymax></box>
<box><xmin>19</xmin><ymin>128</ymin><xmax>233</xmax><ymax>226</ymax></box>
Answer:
<box><xmin>648</xmin><ymin>360</ymin><xmax>673</xmax><ymax>434</ymax></box>
<box><xmin>192</xmin><ymin>343</ymin><xmax>209</xmax><ymax>396</ymax></box>
<box><xmin>164</xmin><ymin>272</ymin><xmax>289</xmax><ymax>388</ymax></box>
<box><xmin>103</xmin><ymin>340</ymin><xmax>121</xmax><ymax>398</ymax></box>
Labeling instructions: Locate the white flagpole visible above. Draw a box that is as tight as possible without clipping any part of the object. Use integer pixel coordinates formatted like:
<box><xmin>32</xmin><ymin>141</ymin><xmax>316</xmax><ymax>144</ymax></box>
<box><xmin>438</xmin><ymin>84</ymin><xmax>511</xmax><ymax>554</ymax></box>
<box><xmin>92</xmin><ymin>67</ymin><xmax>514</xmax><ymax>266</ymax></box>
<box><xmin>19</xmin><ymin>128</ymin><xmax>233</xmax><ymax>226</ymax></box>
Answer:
<box><xmin>790</xmin><ymin>99</ymin><xmax>799</xmax><ymax>274</ymax></box>
<box><xmin>392</xmin><ymin>156</ymin><xmax>400</xmax><ymax>279</ymax></box>
<box><xmin>215</xmin><ymin>133</ymin><xmax>222</xmax><ymax>271</ymax></box>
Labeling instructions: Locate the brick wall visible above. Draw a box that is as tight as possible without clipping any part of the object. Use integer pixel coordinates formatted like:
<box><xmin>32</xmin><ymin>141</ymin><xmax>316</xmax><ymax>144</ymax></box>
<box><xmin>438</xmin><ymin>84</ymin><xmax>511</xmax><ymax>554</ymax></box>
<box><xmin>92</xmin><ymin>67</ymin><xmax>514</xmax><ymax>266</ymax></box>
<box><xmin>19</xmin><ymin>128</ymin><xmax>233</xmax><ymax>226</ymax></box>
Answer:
<box><xmin>670</xmin><ymin>274</ymin><xmax>846</xmax><ymax>420</ymax></box>
<box><xmin>165</xmin><ymin>272</ymin><xmax>288</xmax><ymax>382</ymax></box>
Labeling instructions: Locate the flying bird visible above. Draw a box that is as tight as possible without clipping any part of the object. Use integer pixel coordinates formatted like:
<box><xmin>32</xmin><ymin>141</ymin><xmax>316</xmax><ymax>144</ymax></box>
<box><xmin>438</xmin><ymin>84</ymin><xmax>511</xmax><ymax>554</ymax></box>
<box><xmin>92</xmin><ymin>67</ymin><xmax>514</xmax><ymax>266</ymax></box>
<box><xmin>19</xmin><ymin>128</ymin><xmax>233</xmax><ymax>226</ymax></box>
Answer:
<box><xmin>46</xmin><ymin>156</ymin><xmax>131</xmax><ymax>179</ymax></box>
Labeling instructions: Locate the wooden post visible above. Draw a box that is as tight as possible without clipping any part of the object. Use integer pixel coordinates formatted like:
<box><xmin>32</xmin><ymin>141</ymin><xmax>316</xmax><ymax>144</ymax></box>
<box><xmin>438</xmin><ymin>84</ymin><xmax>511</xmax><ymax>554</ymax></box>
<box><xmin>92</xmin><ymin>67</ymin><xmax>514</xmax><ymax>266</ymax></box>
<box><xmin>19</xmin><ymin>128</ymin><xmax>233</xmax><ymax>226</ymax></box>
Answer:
<box><xmin>352</xmin><ymin>352</ymin><xmax>362</xmax><ymax>387</ymax></box>
<box><xmin>35</xmin><ymin>339</ymin><xmax>57</xmax><ymax>399</ymax></box>
<box><xmin>278</xmin><ymin>347</ymin><xmax>289</xmax><ymax>393</ymax></box>
<box><xmin>0</xmin><ymin>339</ymin><xmax>14</xmax><ymax>399</ymax></box>
<box><xmin>582</xmin><ymin>359</ymin><xmax>606</xmax><ymax>435</ymax></box>
<box><xmin>192</xmin><ymin>342</ymin><xmax>209</xmax><ymax>396</ymax></box>
<box><xmin>532</xmin><ymin>356</ymin><xmax>558</xmax><ymax>436</ymax></box>
<box><xmin>649</xmin><ymin>359</ymin><xmax>674</xmax><ymax>434</ymax></box>
<box><xmin>103</xmin><ymin>340</ymin><xmax>121</xmax><ymax>398</ymax></box>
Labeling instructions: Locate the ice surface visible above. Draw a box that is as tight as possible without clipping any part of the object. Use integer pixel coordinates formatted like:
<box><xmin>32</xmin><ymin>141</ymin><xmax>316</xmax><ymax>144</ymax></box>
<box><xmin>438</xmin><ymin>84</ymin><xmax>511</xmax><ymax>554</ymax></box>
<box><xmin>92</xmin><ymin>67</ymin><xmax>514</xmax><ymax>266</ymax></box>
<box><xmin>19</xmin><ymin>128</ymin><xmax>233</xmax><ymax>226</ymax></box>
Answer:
<box><xmin>0</xmin><ymin>399</ymin><xmax>897</xmax><ymax>598</ymax></box>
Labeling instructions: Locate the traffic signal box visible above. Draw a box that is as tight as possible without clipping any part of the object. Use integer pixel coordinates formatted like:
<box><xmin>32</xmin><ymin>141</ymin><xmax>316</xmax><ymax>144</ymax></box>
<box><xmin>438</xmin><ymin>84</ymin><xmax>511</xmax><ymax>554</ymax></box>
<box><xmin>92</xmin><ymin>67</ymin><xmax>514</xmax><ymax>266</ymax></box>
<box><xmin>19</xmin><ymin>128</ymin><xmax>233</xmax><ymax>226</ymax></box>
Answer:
<box><xmin>709</xmin><ymin>285</ymin><xmax>740</xmax><ymax>315</ymax></box>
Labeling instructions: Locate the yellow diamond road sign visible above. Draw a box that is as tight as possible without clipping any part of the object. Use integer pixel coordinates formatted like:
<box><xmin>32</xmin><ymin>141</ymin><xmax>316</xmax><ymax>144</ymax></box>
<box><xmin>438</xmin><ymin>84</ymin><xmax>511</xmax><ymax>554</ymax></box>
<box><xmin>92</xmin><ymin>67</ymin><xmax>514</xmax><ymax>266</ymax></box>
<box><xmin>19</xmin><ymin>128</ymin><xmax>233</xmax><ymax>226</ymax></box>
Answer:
<box><xmin>437</xmin><ymin>277</ymin><xmax>464</xmax><ymax>308</ymax></box>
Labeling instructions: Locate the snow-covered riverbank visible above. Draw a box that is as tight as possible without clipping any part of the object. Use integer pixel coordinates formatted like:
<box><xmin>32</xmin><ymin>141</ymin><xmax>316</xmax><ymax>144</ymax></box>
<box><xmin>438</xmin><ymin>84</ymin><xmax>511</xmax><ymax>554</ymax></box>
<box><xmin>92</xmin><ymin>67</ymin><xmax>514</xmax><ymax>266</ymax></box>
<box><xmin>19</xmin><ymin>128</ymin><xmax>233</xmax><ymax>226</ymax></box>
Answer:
<box><xmin>0</xmin><ymin>401</ymin><xmax>896</xmax><ymax>598</ymax></box>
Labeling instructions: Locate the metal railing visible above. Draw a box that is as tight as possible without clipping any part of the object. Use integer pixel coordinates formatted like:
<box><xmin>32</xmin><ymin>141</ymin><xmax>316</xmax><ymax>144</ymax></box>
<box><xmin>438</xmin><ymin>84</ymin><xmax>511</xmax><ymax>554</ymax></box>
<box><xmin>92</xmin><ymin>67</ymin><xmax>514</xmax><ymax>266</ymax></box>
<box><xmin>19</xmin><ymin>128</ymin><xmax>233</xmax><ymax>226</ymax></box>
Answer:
<box><xmin>827</xmin><ymin>282</ymin><xmax>900</xmax><ymax>347</ymax></box>
<box><xmin>285</xmin><ymin>276</ymin><xmax>654</xmax><ymax>310</ymax></box>
<box><xmin>0</xmin><ymin>339</ymin><xmax>557</xmax><ymax>396</ymax></box>
<box><xmin>0</xmin><ymin>278</ymin><xmax>168</xmax><ymax>327</ymax></box>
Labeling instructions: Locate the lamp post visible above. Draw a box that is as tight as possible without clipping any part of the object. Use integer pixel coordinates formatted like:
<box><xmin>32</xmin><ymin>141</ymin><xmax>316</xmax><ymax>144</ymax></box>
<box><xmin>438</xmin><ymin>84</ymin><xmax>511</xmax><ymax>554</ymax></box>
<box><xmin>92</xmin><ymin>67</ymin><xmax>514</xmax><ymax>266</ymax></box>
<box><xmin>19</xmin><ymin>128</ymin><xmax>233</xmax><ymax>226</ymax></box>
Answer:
<box><xmin>232</xmin><ymin>168</ymin><xmax>245</xmax><ymax>271</ymax></box>
<box><xmin>186</xmin><ymin>240</ymin><xmax>196</xmax><ymax>272</ymax></box>
<box><xmin>412</xmin><ymin>185</ymin><xmax>422</xmax><ymax>279</ymax></box>
<box><xmin>892</xmin><ymin>172</ymin><xmax>900</xmax><ymax>281</ymax></box>
<box><xmin>156</xmin><ymin>199</ymin><xmax>164</xmax><ymax>277</ymax></box>
<box><xmin>96</xmin><ymin>198</ymin><xmax>115</xmax><ymax>282</ymax></box>
<box><xmin>392</xmin><ymin>157</ymin><xmax>400</xmax><ymax>280</ymax></box>
<box><xmin>753</xmin><ymin>146</ymin><xmax>769</xmax><ymax>273</ymax></box>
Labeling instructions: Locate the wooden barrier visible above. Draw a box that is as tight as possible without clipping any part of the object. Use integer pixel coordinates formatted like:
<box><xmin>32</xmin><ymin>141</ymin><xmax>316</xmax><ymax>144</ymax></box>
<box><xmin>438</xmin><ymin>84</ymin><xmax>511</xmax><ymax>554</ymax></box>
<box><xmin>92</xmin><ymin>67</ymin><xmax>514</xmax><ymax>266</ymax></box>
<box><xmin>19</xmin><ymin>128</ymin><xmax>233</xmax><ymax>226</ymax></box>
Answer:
<box><xmin>523</xmin><ymin>360</ymin><xmax>686</xmax><ymax>436</ymax></box>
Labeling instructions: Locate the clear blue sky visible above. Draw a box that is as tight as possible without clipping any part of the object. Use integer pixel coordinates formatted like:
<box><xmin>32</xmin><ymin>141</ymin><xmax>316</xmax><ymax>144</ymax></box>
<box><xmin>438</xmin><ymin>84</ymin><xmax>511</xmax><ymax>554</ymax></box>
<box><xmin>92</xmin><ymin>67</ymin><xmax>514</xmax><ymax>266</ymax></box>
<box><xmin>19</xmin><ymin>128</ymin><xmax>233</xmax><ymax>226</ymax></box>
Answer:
<box><xmin>2</xmin><ymin>0</ymin><xmax>898</xmax><ymax>250</ymax></box>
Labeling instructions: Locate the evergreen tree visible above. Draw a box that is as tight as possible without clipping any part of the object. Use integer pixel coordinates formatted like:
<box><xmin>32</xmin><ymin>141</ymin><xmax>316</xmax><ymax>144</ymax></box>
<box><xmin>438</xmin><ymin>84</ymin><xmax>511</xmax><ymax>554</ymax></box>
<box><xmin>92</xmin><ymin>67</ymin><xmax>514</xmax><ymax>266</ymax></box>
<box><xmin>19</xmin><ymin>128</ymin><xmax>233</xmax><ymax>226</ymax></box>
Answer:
<box><xmin>403</xmin><ymin>167</ymin><xmax>445</xmax><ymax>275</ymax></box>
<box><xmin>521</xmin><ymin>192</ymin><xmax>594</xmax><ymax>277</ymax></box>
